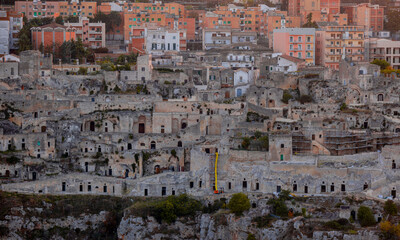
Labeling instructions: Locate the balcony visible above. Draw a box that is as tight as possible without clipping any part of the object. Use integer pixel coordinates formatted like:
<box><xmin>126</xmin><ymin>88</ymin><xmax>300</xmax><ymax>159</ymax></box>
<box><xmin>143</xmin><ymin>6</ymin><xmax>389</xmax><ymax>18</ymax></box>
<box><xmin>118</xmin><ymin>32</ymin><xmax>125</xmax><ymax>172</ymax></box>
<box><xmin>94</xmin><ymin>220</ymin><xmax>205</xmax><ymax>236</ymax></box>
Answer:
<box><xmin>89</xmin><ymin>37</ymin><xmax>102</xmax><ymax>41</ymax></box>
<box><xmin>292</xmin><ymin>48</ymin><xmax>303</xmax><ymax>51</ymax></box>
<box><xmin>131</xmin><ymin>35</ymin><xmax>145</xmax><ymax>39</ymax></box>
<box><xmin>326</xmin><ymin>52</ymin><xmax>341</xmax><ymax>56</ymax></box>
<box><xmin>211</xmin><ymin>36</ymin><xmax>230</xmax><ymax>40</ymax></box>
<box><xmin>89</xmin><ymin>31</ymin><xmax>102</xmax><ymax>34</ymax></box>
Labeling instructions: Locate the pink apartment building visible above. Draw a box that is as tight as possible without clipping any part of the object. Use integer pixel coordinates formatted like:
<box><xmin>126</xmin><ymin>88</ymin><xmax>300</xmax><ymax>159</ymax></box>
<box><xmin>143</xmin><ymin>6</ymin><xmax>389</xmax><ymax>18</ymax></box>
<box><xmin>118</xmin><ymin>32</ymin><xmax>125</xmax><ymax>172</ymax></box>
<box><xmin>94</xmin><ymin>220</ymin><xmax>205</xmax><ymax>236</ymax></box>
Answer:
<box><xmin>273</xmin><ymin>28</ymin><xmax>316</xmax><ymax>65</ymax></box>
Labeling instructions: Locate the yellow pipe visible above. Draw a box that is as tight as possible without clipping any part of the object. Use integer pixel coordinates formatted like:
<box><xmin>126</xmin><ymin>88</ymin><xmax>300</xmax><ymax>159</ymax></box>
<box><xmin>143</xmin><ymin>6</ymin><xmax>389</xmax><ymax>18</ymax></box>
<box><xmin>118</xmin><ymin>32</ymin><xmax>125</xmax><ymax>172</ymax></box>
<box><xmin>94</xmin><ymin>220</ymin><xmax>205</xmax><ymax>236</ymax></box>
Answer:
<box><xmin>215</xmin><ymin>152</ymin><xmax>218</xmax><ymax>192</ymax></box>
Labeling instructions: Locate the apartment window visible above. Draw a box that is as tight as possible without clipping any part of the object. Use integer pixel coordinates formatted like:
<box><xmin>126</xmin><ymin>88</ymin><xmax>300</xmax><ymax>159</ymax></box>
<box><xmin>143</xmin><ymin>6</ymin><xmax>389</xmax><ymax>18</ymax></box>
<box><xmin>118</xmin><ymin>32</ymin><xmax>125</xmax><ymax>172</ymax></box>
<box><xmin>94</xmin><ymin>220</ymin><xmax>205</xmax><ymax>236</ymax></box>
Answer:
<box><xmin>290</xmin><ymin>36</ymin><xmax>293</xmax><ymax>42</ymax></box>
<box><xmin>289</xmin><ymin>44</ymin><xmax>293</xmax><ymax>50</ymax></box>
<box><xmin>307</xmin><ymin>36</ymin><xmax>311</xmax><ymax>42</ymax></box>
<box><xmin>307</xmin><ymin>44</ymin><xmax>311</xmax><ymax>50</ymax></box>
<box><xmin>298</xmin><ymin>36</ymin><xmax>302</xmax><ymax>42</ymax></box>
<box><xmin>298</xmin><ymin>52</ymin><xmax>302</xmax><ymax>58</ymax></box>
<box><xmin>298</xmin><ymin>44</ymin><xmax>302</xmax><ymax>50</ymax></box>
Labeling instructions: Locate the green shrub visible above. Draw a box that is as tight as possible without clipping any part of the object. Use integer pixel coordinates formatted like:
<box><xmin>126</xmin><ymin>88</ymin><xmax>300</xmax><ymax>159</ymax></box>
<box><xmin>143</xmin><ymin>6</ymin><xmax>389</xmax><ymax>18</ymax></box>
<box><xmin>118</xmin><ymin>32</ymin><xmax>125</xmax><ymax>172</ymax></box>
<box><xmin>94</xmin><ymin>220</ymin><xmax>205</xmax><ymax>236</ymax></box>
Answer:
<box><xmin>227</xmin><ymin>193</ymin><xmax>250</xmax><ymax>216</ymax></box>
<box><xmin>282</xmin><ymin>90</ymin><xmax>293</xmax><ymax>104</ymax></box>
<box><xmin>247</xmin><ymin>233</ymin><xmax>256</xmax><ymax>240</ymax></box>
<box><xmin>253</xmin><ymin>215</ymin><xmax>273</xmax><ymax>228</ymax></box>
<box><xmin>171</xmin><ymin>149</ymin><xmax>177</xmax><ymax>158</ymax></box>
<box><xmin>203</xmin><ymin>199</ymin><xmax>226</xmax><ymax>213</ymax></box>
<box><xmin>6</xmin><ymin>156</ymin><xmax>20</xmax><ymax>164</ymax></box>
<box><xmin>128</xmin><ymin>194</ymin><xmax>202</xmax><ymax>224</ymax></box>
<box><xmin>298</xmin><ymin>95</ymin><xmax>312</xmax><ymax>104</ymax></box>
<box><xmin>324</xmin><ymin>218</ymin><xmax>354</xmax><ymax>231</ymax></box>
<box><xmin>384</xmin><ymin>200</ymin><xmax>398</xmax><ymax>216</ymax></box>
<box><xmin>254</xmin><ymin>131</ymin><xmax>262</xmax><ymax>139</ymax></box>
<box><xmin>340</xmin><ymin>103</ymin><xmax>347</xmax><ymax>111</ymax></box>
<box><xmin>301</xmin><ymin>208</ymin><xmax>306</xmax><ymax>217</ymax></box>
<box><xmin>357</xmin><ymin>206</ymin><xmax>376</xmax><ymax>227</ymax></box>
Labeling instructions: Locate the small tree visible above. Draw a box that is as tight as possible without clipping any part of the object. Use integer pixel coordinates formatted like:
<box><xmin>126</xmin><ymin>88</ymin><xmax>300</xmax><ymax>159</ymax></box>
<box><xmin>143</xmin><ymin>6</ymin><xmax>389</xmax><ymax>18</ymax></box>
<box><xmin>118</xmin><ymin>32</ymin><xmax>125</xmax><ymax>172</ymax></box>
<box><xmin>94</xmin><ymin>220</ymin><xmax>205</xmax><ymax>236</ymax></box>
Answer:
<box><xmin>241</xmin><ymin>137</ymin><xmax>251</xmax><ymax>150</ymax></box>
<box><xmin>55</xmin><ymin>16</ymin><xmax>63</xmax><ymax>24</ymax></box>
<box><xmin>357</xmin><ymin>206</ymin><xmax>376</xmax><ymax>227</ymax></box>
<box><xmin>78</xmin><ymin>67</ymin><xmax>88</xmax><ymax>75</ymax></box>
<box><xmin>227</xmin><ymin>193</ymin><xmax>251</xmax><ymax>216</ymax></box>
<box><xmin>371</xmin><ymin>59</ymin><xmax>390</xmax><ymax>70</ymax></box>
<box><xmin>282</xmin><ymin>90</ymin><xmax>293</xmax><ymax>104</ymax></box>
<box><xmin>384</xmin><ymin>200</ymin><xmax>398</xmax><ymax>216</ymax></box>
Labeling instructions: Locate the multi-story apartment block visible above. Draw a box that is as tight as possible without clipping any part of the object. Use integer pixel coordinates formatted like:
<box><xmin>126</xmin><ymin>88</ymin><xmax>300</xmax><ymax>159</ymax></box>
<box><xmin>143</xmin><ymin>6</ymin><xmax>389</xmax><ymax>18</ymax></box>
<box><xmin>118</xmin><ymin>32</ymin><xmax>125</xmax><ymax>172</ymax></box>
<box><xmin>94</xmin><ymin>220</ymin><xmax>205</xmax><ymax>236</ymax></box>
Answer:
<box><xmin>266</xmin><ymin>12</ymin><xmax>301</xmax><ymax>47</ymax></box>
<box><xmin>316</xmin><ymin>25</ymin><xmax>365</xmax><ymax>70</ymax></box>
<box><xmin>289</xmin><ymin>0</ymin><xmax>341</xmax><ymax>24</ymax></box>
<box><xmin>15</xmin><ymin>0</ymin><xmax>97</xmax><ymax>20</ymax></box>
<box><xmin>145</xmin><ymin>26</ymin><xmax>186</xmax><ymax>55</ymax></box>
<box><xmin>64</xmin><ymin>17</ymin><xmax>105</xmax><ymax>49</ymax></box>
<box><xmin>202</xmin><ymin>27</ymin><xmax>232</xmax><ymax>50</ymax></box>
<box><xmin>0</xmin><ymin>11</ymin><xmax>23</xmax><ymax>52</ymax></box>
<box><xmin>58</xmin><ymin>1</ymin><xmax>97</xmax><ymax>18</ymax></box>
<box><xmin>273</xmin><ymin>28</ymin><xmax>315</xmax><ymax>65</ymax></box>
<box><xmin>343</xmin><ymin>3</ymin><xmax>384</xmax><ymax>35</ymax></box>
<box><xmin>128</xmin><ymin>26</ymin><xmax>146</xmax><ymax>54</ymax></box>
<box><xmin>15</xmin><ymin>0</ymin><xmax>60</xmax><ymax>19</ymax></box>
<box><xmin>0</xmin><ymin>19</ymin><xmax>9</xmax><ymax>54</ymax></box>
<box><xmin>367</xmin><ymin>38</ymin><xmax>400</xmax><ymax>70</ymax></box>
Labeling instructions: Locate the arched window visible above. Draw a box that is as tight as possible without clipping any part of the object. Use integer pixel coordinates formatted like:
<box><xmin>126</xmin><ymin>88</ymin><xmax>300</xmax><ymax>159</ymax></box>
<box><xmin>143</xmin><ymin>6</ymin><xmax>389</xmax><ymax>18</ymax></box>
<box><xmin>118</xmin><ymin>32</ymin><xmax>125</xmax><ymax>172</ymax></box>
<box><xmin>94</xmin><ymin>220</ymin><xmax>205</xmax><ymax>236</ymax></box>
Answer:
<box><xmin>151</xmin><ymin>141</ymin><xmax>156</xmax><ymax>149</ymax></box>
<box><xmin>178</xmin><ymin>141</ymin><xmax>182</xmax><ymax>147</ymax></box>
<box><xmin>181</xmin><ymin>120</ymin><xmax>187</xmax><ymax>129</ymax></box>
<box><xmin>378</xmin><ymin>94</ymin><xmax>384</xmax><ymax>102</ymax></box>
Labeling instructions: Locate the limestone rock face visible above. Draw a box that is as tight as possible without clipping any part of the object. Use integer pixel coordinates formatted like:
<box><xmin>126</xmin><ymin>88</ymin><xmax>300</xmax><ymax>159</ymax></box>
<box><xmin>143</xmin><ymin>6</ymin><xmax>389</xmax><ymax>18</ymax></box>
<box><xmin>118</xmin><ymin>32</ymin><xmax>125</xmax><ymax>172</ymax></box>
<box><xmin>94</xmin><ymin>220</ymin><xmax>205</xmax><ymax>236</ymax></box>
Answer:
<box><xmin>117</xmin><ymin>213</ymin><xmax>380</xmax><ymax>240</ymax></box>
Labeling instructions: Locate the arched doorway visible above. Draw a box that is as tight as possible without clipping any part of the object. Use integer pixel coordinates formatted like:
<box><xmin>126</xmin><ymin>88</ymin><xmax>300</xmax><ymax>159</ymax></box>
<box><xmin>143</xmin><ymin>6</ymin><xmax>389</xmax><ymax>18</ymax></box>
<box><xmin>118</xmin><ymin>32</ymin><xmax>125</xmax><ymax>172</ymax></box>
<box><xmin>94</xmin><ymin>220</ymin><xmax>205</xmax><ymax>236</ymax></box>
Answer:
<box><xmin>125</xmin><ymin>169</ymin><xmax>129</xmax><ymax>178</ymax></box>
<box><xmin>225</xmin><ymin>91</ymin><xmax>230</xmax><ymax>99</ymax></box>
<box><xmin>236</xmin><ymin>88</ymin><xmax>242</xmax><ymax>97</ymax></box>
<box><xmin>351</xmin><ymin>210</ymin><xmax>356</xmax><ymax>220</ymax></box>
<box><xmin>90</xmin><ymin>121</ymin><xmax>95</xmax><ymax>131</ymax></box>
<box><xmin>138</xmin><ymin>116</ymin><xmax>146</xmax><ymax>133</ymax></box>
<box><xmin>150</xmin><ymin>141</ymin><xmax>156</xmax><ymax>149</ymax></box>
<box><xmin>178</xmin><ymin>141</ymin><xmax>182</xmax><ymax>147</ymax></box>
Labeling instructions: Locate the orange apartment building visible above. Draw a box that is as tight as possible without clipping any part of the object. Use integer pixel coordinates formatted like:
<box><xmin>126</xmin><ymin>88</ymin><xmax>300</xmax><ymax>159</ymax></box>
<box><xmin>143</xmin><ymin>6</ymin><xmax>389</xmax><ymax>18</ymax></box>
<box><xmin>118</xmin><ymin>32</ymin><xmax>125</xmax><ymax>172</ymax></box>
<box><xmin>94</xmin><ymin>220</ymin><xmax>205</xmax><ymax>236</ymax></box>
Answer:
<box><xmin>15</xmin><ymin>0</ymin><xmax>60</xmax><ymax>19</ymax></box>
<box><xmin>315</xmin><ymin>25</ymin><xmax>365</xmax><ymax>69</ymax></box>
<box><xmin>31</xmin><ymin>22</ymin><xmax>76</xmax><ymax>50</ymax></box>
<box><xmin>288</xmin><ymin>0</ymin><xmax>341</xmax><ymax>24</ymax></box>
<box><xmin>15</xmin><ymin>1</ymin><xmax>97</xmax><ymax>19</ymax></box>
<box><xmin>58</xmin><ymin>1</ymin><xmax>97</xmax><ymax>18</ymax></box>
<box><xmin>128</xmin><ymin>26</ymin><xmax>146</xmax><ymax>54</ymax></box>
<box><xmin>266</xmin><ymin>12</ymin><xmax>301</xmax><ymax>47</ymax></box>
<box><xmin>117</xmin><ymin>2</ymin><xmax>186</xmax><ymax>16</ymax></box>
<box><xmin>64</xmin><ymin>17</ymin><xmax>105</xmax><ymax>49</ymax></box>
<box><xmin>342</xmin><ymin>3</ymin><xmax>384</xmax><ymax>34</ymax></box>
<box><xmin>273</xmin><ymin>28</ymin><xmax>316</xmax><ymax>65</ymax></box>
